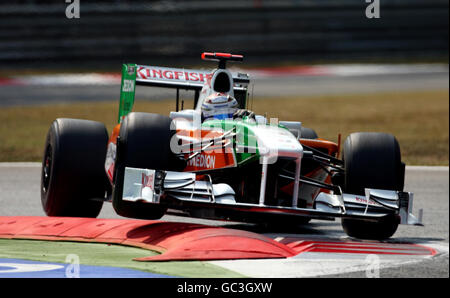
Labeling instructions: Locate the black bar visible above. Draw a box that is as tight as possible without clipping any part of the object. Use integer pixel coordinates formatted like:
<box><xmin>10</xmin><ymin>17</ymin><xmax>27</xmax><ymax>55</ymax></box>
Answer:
<box><xmin>302</xmin><ymin>144</ymin><xmax>344</xmax><ymax>166</ymax></box>
<box><xmin>278</xmin><ymin>173</ymin><xmax>338</xmax><ymax>192</ymax></box>
<box><xmin>176</xmin><ymin>88</ymin><xmax>179</xmax><ymax>112</ymax></box>
<box><xmin>194</xmin><ymin>89</ymin><xmax>200</xmax><ymax>108</ymax></box>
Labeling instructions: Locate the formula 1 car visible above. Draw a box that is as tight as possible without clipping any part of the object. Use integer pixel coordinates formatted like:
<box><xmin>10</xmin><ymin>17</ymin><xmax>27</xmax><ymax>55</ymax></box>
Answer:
<box><xmin>41</xmin><ymin>52</ymin><xmax>423</xmax><ymax>240</ymax></box>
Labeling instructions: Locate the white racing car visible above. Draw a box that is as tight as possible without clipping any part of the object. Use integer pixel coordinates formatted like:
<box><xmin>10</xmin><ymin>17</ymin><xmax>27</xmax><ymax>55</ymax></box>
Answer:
<box><xmin>41</xmin><ymin>52</ymin><xmax>423</xmax><ymax>239</ymax></box>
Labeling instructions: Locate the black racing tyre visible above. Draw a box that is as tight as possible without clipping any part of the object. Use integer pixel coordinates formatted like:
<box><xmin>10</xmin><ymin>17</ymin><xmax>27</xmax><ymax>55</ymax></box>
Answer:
<box><xmin>341</xmin><ymin>132</ymin><xmax>405</xmax><ymax>240</ymax></box>
<box><xmin>41</xmin><ymin>118</ymin><xmax>108</xmax><ymax>217</ymax></box>
<box><xmin>300</xmin><ymin>127</ymin><xmax>318</xmax><ymax>139</ymax></box>
<box><xmin>112</xmin><ymin>112</ymin><xmax>182</xmax><ymax>219</ymax></box>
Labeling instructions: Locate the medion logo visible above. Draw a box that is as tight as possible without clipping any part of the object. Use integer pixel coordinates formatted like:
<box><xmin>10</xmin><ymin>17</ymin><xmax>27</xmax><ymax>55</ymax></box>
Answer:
<box><xmin>187</xmin><ymin>154</ymin><xmax>216</xmax><ymax>169</ymax></box>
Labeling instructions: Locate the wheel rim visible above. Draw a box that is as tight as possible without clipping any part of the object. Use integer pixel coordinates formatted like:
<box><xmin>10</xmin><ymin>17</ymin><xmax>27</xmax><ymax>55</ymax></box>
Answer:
<box><xmin>42</xmin><ymin>144</ymin><xmax>52</xmax><ymax>193</ymax></box>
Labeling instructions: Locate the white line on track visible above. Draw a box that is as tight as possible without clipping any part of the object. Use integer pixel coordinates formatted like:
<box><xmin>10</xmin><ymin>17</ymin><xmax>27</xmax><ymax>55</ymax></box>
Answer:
<box><xmin>0</xmin><ymin>162</ymin><xmax>447</xmax><ymax>171</ymax></box>
<box><xmin>0</xmin><ymin>162</ymin><xmax>42</xmax><ymax>167</ymax></box>
<box><xmin>0</xmin><ymin>262</ymin><xmax>63</xmax><ymax>274</ymax></box>
<box><xmin>406</xmin><ymin>166</ymin><xmax>449</xmax><ymax>171</ymax></box>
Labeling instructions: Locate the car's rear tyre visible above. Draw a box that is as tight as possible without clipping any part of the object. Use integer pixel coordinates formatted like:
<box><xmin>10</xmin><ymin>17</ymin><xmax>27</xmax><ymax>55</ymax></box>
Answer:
<box><xmin>112</xmin><ymin>112</ymin><xmax>182</xmax><ymax>219</ymax></box>
<box><xmin>41</xmin><ymin>118</ymin><xmax>108</xmax><ymax>217</ymax></box>
<box><xmin>341</xmin><ymin>132</ymin><xmax>405</xmax><ymax>240</ymax></box>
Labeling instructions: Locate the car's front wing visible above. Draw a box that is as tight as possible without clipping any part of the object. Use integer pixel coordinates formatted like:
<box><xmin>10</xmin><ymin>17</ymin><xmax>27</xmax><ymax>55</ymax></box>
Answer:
<box><xmin>121</xmin><ymin>166</ymin><xmax>423</xmax><ymax>226</ymax></box>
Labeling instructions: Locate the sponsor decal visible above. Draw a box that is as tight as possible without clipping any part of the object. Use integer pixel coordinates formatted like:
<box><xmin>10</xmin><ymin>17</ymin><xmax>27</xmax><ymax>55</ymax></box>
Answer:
<box><xmin>183</xmin><ymin>150</ymin><xmax>236</xmax><ymax>172</ymax></box>
<box><xmin>140</xmin><ymin>171</ymin><xmax>155</xmax><ymax>200</ymax></box>
<box><xmin>142</xmin><ymin>172</ymin><xmax>154</xmax><ymax>189</ymax></box>
<box><xmin>136</xmin><ymin>66</ymin><xmax>212</xmax><ymax>83</ymax></box>
<box><xmin>127</xmin><ymin>65</ymin><xmax>136</xmax><ymax>76</ymax></box>
<box><xmin>355</xmin><ymin>196</ymin><xmax>379</xmax><ymax>206</ymax></box>
<box><xmin>184</xmin><ymin>151</ymin><xmax>236</xmax><ymax>172</ymax></box>
<box><xmin>104</xmin><ymin>142</ymin><xmax>116</xmax><ymax>181</ymax></box>
<box><xmin>187</xmin><ymin>154</ymin><xmax>216</xmax><ymax>169</ymax></box>
<box><xmin>122</xmin><ymin>79</ymin><xmax>134</xmax><ymax>92</ymax></box>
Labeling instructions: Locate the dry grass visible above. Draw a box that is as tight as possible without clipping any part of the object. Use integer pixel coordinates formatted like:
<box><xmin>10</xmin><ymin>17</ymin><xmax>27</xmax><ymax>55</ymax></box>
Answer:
<box><xmin>254</xmin><ymin>90</ymin><xmax>449</xmax><ymax>165</ymax></box>
<box><xmin>0</xmin><ymin>89</ymin><xmax>448</xmax><ymax>165</ymax></box>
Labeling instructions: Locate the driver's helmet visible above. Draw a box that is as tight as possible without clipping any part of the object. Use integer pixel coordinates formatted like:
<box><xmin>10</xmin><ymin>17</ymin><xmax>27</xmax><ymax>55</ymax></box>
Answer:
<box><xmin>201</xmin><ymin>92</ymin><xmax>239</xmax><ymax>121</ymax></box>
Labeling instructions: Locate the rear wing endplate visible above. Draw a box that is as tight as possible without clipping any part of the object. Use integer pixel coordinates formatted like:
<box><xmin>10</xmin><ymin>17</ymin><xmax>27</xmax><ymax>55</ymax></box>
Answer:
<box><xmin>118</xmin><ymin>64</ymin><xmax>250</xmax><ymax>123</ymax></box>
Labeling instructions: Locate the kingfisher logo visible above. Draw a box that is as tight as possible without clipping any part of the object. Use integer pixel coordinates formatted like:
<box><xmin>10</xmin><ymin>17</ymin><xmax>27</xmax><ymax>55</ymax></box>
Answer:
<box><xmin>137</xmin><ymin>66</ymin><xmax>212</xmax><ymax>83</ymax></box>
<box><xmin>187</xmin><ymin>154</ymin><xmax>216</xmax><ymax>169</ymax></box>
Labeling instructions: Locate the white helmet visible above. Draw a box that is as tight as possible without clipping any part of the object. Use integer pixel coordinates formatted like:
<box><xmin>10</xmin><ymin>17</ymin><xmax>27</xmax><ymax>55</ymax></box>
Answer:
<box><xmin>201</xmin><ymin>92</ymin><xmax>239</xmax><ymax>121</ymax></box>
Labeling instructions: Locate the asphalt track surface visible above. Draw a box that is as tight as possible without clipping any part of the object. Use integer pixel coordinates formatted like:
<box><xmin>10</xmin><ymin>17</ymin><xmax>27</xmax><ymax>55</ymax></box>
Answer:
<box><xmin>1</xmin><ymin>72</ymin><xmax>448</xmax><ymax>107</ymax></box>
<box><xmin>0</xmin><ymin>163</ymin><xmax>448</xmax><ymax>277</ymax></box>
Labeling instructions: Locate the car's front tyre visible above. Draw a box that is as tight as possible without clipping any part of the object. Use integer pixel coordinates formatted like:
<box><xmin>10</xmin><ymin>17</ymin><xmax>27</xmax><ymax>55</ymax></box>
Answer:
<box><xmin>341</xmin><ymin>132</ymin><xmax>405</xmax><ymax>240</ymax></box>
<box><xmin>41</xmin><ymin>118</ymin><xmax>108</xmax><ymax>217</ymax></box>
<box><xmin>112</xmin><ymin>112</ymin><xmax>182</xmax><ymax>219</ymax></box>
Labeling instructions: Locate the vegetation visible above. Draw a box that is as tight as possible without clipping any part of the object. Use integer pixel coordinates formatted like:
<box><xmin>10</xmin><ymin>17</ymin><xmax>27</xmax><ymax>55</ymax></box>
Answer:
<box><xmin>0</xmin><ymin>89</ymin><xmax>448</xmax><ymax>165</ymax></box>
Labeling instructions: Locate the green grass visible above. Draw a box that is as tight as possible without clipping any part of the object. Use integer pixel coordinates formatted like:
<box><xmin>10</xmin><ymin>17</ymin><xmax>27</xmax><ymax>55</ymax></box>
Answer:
<box><xmin>0</xmin><ymin>239</ymin><xmax>243</xmax><ymax>277</ymax></box>
<box><xmin>0</xmin><ymin>89</ymin><xmax>448</xmax><ymax>165</ymax></box>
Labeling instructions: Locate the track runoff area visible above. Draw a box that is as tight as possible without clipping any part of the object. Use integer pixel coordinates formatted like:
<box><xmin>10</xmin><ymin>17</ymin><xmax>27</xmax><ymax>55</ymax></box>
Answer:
<box><xmin>0</xmin><ymin>163</ymin><xmax>448</xmax><ymax>279</ymax></box>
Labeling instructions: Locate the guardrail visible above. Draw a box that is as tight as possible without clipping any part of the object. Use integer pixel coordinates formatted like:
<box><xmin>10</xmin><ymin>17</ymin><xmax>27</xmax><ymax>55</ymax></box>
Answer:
<box><xmin>0</xmin><ymin>0</ymin><xmax>448</xmax><ymax>67</ymax></box>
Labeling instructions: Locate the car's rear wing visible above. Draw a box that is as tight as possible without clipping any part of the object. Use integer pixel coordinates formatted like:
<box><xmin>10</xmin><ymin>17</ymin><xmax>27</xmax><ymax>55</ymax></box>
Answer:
<box><xmin>118</xmin><ymin>63</ymin><xmax>250</xmax><ymax>123</ymax></box>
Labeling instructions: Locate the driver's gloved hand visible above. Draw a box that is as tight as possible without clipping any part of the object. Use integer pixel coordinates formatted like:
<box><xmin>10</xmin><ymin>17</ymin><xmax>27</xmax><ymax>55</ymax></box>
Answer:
<box><xmin>233</xmin><ymin>109</ymin><xmax>255</xmax><ymax>120</ymax></box>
